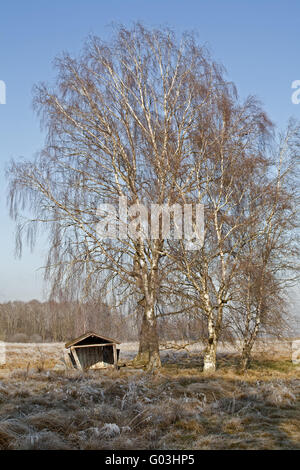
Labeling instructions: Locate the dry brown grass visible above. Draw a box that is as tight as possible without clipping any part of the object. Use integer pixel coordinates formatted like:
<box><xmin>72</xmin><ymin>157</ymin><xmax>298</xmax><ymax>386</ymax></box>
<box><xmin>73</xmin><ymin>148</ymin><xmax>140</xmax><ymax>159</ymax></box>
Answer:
<box><xmin>1</xmin><ymin>343</ymin><xmax>64</xmax><ymax>371</ymax></box>
<box><xmin>0</xmin><ymin>342</ymin><xmax>299</xmax><ymax>450</ymax></box>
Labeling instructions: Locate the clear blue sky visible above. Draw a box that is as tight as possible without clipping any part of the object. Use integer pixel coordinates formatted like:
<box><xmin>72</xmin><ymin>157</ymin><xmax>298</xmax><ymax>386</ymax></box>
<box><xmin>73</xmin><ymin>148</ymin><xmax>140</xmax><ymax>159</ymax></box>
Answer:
<box><xmin>0</xmin><ymin>0</ymin><xmax>299</xmax><ymax>304</ymax></box>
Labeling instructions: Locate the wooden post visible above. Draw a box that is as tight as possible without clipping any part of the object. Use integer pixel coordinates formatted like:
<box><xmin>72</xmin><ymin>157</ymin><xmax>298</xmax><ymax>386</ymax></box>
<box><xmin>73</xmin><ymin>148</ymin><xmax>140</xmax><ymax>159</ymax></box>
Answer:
<box><xmin>70</xmin><ymin>346</ymin><xmax>83</xmax><ymax>370</ymax></box>
<box><xmin>113</xmin><ymin>344</ymin><xmax>118</xmax><ymax>369</ymax></box>
<box><xmin>64</xmin><ymin>350</ymin><xmax>73</xmax><ymax>369</ymax></box>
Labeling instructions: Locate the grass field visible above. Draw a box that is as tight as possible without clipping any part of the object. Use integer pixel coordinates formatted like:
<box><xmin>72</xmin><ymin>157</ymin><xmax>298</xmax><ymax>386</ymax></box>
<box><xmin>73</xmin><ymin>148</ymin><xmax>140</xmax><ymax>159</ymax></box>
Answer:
<box><xmin>0</xmin><ymin>342</ymin><xmax>299</xmax><ymax>450</ymax></box>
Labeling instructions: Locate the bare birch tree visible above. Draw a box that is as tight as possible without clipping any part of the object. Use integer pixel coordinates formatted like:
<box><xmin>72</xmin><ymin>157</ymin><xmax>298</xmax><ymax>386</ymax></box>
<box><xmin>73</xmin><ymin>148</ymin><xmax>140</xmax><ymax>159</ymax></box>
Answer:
<box><xmin>168</xmin><ymin>92</ymin><xmax>273</xmax><ymax>372</ymax></box>
<box><xmin>8</xmin><ymin>24</ymin><xmax>228</xmax><ymax>369</ymax></box>
<box><xmin>229</xmin><ymin>120</ymin><xmax>300</xmax><ymax>371</ymax></box>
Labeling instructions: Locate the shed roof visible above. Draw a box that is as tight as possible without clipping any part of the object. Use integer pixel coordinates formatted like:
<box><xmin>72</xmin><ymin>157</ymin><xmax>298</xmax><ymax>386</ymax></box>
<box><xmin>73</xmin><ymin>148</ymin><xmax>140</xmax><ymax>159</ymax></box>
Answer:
<box><xmin>65</xmin><ymin>331</ymin><xmax>121</xmax><ymax>349</ymax></box>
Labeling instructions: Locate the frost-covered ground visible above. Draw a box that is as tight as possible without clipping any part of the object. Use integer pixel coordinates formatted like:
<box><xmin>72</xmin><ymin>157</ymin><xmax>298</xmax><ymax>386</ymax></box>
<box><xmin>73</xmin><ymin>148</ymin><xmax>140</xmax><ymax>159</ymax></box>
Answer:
<box><xmin>0</xmin><ymin>342</ymin><xmax>299</xmax><ymax>450</ymax></box>
<box><xmin>0</xmin><ymin>366</ymin><xmax>299</xmax><ymax>449</ymax></box>
<box><xmin>0</xmin><ymin>339</ymin><xmax>292</xmax><ymax>371</ymax></box>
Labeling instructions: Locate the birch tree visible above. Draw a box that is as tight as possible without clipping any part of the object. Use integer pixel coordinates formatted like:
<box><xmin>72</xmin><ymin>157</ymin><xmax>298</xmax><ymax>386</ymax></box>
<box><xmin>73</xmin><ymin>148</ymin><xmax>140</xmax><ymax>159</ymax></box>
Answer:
<box><xmin>8</xmin><ymin>24</ymin><xmax>227</xmax><ymax>369</ymax></box>
<box><xmin>229</xmin><ymin>120</ymin><xmax>300</xmax><ymax>371</ymax></box>
<box><xmin>168</xmin><ymin>93</ymin><xmax>273</xmax><ymax>372</ymax></box>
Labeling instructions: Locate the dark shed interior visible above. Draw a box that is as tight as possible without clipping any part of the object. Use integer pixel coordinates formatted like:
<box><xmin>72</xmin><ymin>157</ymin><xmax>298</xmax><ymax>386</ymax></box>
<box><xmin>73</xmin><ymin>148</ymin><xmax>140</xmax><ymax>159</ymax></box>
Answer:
<box><xmin>65</xmin><ymin>332</ymin><xmax>120</xmax><ymax>370</ymax></box>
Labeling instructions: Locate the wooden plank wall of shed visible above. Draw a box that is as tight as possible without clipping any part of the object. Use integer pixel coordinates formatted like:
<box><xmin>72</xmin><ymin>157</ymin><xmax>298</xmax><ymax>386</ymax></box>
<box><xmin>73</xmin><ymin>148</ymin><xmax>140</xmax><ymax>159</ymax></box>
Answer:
<box><xmin>76</xmin><ymin>346</ymin><xmax>103</xmax><ymax>369</ymax></box>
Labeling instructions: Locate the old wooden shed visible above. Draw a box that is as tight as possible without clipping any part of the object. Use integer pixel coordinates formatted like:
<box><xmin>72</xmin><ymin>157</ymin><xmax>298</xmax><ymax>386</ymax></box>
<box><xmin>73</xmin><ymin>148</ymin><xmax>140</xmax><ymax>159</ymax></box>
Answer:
<box><xmin>65</xmin><ymin>331</ymin><xmax>120</xmax><ymax>370</ymax></box>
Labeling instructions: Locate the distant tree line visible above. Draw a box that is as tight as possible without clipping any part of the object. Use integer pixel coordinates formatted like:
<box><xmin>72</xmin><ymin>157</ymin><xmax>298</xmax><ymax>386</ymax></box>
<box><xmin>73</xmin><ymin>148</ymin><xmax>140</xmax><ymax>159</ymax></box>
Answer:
<box><xmin>0</xmin><ymin>299</ymin><xmax>213</xmax><ymax>344</ymax></box>
<box><xmin>0</xmin><ymin>300</ymin><xmax>133</xmax><ymax>343</ymax></box>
